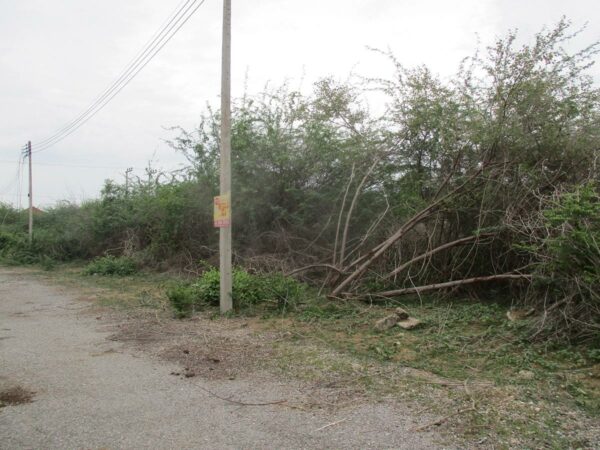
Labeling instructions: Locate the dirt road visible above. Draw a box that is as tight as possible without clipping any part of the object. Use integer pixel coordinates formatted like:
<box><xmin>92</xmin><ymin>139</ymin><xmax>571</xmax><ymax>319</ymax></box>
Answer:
<box><xmin>0</xmin><ymin>268</ymin><xmax>447</xmax><ymax>449</ymax></box>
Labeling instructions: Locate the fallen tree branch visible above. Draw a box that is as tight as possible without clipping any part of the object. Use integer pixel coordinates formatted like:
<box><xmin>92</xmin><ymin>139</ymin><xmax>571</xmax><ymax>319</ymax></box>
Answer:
<box><xmin>366</xmin><ymin>273</ymin><xmax>532</xmax><ymax>299</ymax></box>
<box><xmin>331</xmin><ymin>167</ymin><xmax>488</xmax><ymax>297</ymax></box>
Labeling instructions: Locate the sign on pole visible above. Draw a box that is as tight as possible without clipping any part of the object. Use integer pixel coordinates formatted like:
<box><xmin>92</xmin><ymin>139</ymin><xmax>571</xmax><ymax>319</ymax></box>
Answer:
<box><xmin>214</xmin><ymin>194</ymin><xmax>231</xmax><ymax>228</ymax></box>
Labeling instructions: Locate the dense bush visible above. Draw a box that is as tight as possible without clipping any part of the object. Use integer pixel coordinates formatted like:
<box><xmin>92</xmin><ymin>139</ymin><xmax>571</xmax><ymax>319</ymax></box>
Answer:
<box><xmin>514</xmin><ymin>184</ymin><xmax>600</xmax><ymax>341</ymax></box>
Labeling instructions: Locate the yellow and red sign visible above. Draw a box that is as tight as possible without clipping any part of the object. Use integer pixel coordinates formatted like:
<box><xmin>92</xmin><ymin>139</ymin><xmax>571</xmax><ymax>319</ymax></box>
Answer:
<box><xmin>213</xmin><ymin>194</ymin><xmax>231</xmax><ymax>227</ymax></box>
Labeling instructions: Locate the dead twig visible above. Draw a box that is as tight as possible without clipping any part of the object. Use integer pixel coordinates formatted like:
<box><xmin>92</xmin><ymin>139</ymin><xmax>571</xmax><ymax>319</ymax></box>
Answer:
<box><xmin>197</xmin><ymin>385</ymin><xmax>286</xmax><ymax>407</ymax></box>
<box><xmin>313</xmin><ymin>418</ymin><xmax>348</xmax><ymax>432</ymax></box>
<box><xmin>412</xmin><ymin>407</ymin><xmax>476</xmax><ymax>432</ymax></box>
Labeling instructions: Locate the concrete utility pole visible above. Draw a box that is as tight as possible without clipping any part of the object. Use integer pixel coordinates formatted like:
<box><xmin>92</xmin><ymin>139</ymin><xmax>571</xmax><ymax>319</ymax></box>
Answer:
<box><xmin>27</xmin><ymin>141</ymin><xmax>33</xmax><ymax>244</ymax></box>
<box><xmin>125</xmin><ymin>167</ymin><xmax>133</xmax><ymax>195</ymax></box>
<box><xmin>219</xmin><ymin>0</ymin><xmax>233</xmax><ymax>313</ymax></box>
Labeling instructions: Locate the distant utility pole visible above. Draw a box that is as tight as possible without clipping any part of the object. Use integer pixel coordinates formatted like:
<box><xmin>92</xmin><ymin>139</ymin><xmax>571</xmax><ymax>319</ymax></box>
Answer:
<box><xmin>219</xmin><ymin>0</ymin><xmax>233</xmax><ymax>313</ymax></box>
<box><xmin>125</xmin><ymin>167</ymin><xmax>133</xmax><ymax>195</ymax></box>
<box><xmin>27</xmin><ymin>141</ymin><xmax>33</xmax><ymax>244</ymax></box>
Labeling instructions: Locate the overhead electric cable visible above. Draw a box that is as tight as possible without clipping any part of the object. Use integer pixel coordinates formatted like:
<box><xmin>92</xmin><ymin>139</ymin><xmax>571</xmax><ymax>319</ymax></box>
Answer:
<box><xmin>33</xmin><ymin>0</ymin><xmax>195</xmax><ymax>149</ymax></box>
<box><xmin>31</xmin><ymin>0</ymin><xmax>207</xmax><ymax>153</ymax></box>
<box><xmin>0</xmin><ymin>156</ymin><xmax>21</xmax><ymax>195</ymax></box>
<box><xmin>0</xmin><ymin>159</ymin><xmax>142</xmax><ymax>170</ymax></box>
<box><xmin>17</xmin><ymin>154</ymin><xmax>24</xmax><ymax>209</ymax></box>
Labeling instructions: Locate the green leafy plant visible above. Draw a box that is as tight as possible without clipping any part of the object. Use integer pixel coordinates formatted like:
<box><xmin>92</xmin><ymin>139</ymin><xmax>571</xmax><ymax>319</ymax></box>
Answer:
<box><xmin>166</xmin><ymin>268</ymin><xmax>308</xmax><ymax>317</ymax></box>
<box><xmin>165</xmin><ymin>283</ymin><xmax>197</xmax><ymax>318</ymax></box>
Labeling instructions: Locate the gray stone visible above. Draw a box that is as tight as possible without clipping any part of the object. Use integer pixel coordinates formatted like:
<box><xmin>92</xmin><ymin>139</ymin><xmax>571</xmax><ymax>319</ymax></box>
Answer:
<box><xmin>374</xmin><ymin>314</ymin><xmax>399</xmax><ymax>331</ymax></box>
<box><xmin>394</xmin><ymin>307</ymin><xmax>410</xmax><ymax>320</ymax></box>
<box><xmin>397</xmin><ymin>318</ymin><xmax>421</xmax><ymax>330</ymax></box>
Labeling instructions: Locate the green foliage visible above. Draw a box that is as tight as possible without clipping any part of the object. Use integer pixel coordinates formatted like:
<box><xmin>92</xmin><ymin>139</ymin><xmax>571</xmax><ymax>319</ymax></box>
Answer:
<box><xmin>542</xmin><ymin>184</ymin><xmax>600</xmax><ymax>280</ymax></box>
<box><xmin>83</xmin><ymin>255</ymin><xmax>138</xmax><ymax>276</ymax></box>
<box><xmin>261</xmin><ymin>273</ymin><xmax>309</xmax><ymax>310</ymax></box>
<box><xmin>191</xmin><ymin>268</ymin><xmax>307</xmax><ymax>309</ymax></box>
<box><xmin>166</xmin><ymin>268</ymin><xmax>308</xmax><ymax>317</ymax></box>
<box><xmin>520</xmin><ymin>184</ymin><xmax>600</xmax><ymax>340</ymax></box>
<box><xmin>0</xmin><ymin>228</ymin><xmax>60</xmax><ymax>266</ymax></box>
<box><xmin>189</xmin><ymin>268</ymin><xmax>221</xmax><ymax>306</ymax></box>
<box><xmin>165</xmin><ymin>283</ymin><xmax>197</xmax><ymax>318</ymax></box>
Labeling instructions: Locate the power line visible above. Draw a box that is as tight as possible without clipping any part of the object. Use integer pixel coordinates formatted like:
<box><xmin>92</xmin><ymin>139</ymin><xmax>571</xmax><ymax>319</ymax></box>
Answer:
<box><xmin>0</xmin><ymin>157</ymin><xmax>21</xmax><ymax>195</ymax></box>
<box><xmin>33</xmin><ymin>0</ymin><xmax>196</xmax><ymax>149</ymax></box>
<box><xmin>17</xmin><ymin>153</ymin><xmax>25</xmax><ymax>209</ymax></box>
<box><xmin>0</xmin><ymin>159</ymin><xmax>141</xmax><ymax>170</ymax></box>
<box><xmin>34</xmin><ymin>0</ymin><xmax>194</xmax><ymax>150</ymax></box>
<box><xmin>31</xmin><ymin>0</ymin><xmax>207</xmax><ymax>154</ymax></box>
<box><xmin>0</xmin><ymin>192</ymin><xmax>70</xmax><ymax>201</ymax></box>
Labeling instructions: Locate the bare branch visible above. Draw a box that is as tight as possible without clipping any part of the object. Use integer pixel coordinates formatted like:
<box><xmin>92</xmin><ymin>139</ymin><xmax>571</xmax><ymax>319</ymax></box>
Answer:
<box><xmin>339</xmin><ymin>160</ymin><xmax>378</xmax><ymax>265</ymax></box>
<box><xmin>365</xmin><ymin>273</ymin><xmax>532</xmax><ymax>299</ymax></box>
<box><xmin>386</xmin><ymin>233</ymin><xmax>496</xmax><ymax>279</ymax></box>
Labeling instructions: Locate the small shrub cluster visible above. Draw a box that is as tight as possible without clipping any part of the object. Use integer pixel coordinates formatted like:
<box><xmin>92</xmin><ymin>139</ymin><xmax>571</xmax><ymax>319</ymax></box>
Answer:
<box><xmin>83</xmin><ymin>255</ymin><xmax>138</xmax><ymax>276</ymax></box>
<box><xmin>165</xmin><ymin>283</ymin><xmax>197</xmax><ymax>318</ymax></box>
<box><xmin>166</xmin><ymin>268</ymin><xmax>307</xmax><ymax>317</ymax></box>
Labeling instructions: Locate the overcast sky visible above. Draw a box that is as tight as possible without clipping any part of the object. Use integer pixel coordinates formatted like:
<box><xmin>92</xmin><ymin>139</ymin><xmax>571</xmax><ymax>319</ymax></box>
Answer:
<box><xmin>1</xmin><ymin>0</ymin><xmax>599</xmax><ymax>207</ymax></box>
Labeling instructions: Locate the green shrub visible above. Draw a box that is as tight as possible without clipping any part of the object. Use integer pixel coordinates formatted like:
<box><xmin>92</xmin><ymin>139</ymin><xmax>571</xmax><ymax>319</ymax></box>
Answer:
<box><xmin>191</xmin><ymin>268</ymin><xmax>221</xmax><ymax>306</ymax></box>
<box><xmin>190</xmin><ymin>268</ymin><xmax>268</xmax><ymax>307</ymax></box>
<box><xmin>0</xmin><ymin>230</ymin><xmax>15</xmax><ymax>250</ymax></box>
<box><xmin>39</xmin><ymin>255</ymin><xmax>57</xmax><ymax>271</ymax></box>
<box><xmin>83</xmin><ymin>255</ymin><xmax>138</xmax><ymax>276</ymax></box>
<box><xmin>0</xmin><ymin>231</ymin><xmax>40</xmax><ymax>265</ymax></box>
<box><xmin>165</xmin><ymin>283</ymin><xmax>197</xmax><ymax>318</ymax></box>
<box><xmin>166</xmin><ymin>268</ymin><xmax>308</xmax><ymax>317</ymax></box>
<box><xmin>542</xmin><ymin>184</ymin><xmax>600</xmax><ymax>281</ymax></box>
<box><xmin>261</xmin><ymin>273</ymin><xmax>308</xmax><ymax>310</ymax></box>
<box><xmin>522</xmin><ymin>183</ymin><xmax>600</xmax><ymax>340</ymax></box>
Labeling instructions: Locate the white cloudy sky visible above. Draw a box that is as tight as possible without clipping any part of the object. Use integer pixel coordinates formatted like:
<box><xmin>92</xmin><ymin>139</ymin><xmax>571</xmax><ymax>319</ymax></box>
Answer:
<box><xmin>0</xmin><ymin>0</ymin><xmax>599</xmax><ymax>207</ymax></box>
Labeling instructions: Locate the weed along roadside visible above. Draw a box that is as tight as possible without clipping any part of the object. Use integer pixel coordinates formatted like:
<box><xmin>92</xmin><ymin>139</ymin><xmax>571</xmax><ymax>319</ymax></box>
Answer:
<box><xmin>9</xmin><ymin>261</ymin><xmax>598</xmax><ymax>449</ymax></box>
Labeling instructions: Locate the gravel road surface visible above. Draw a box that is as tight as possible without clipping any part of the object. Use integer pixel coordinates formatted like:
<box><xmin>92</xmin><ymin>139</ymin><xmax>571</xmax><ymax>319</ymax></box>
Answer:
<box><xmin>0</xmin><ymin>268</ymin><xmax>448</xmax><ymax>449</ymax></box>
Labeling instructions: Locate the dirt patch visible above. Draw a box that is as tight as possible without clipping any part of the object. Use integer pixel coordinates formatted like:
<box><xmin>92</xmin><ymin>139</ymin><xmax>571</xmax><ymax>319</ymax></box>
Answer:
<box><xmin>107</xmin><ymin>313</ymin><xmax>278</xmax><ymax>381</ymax></box>
<box><xmin>105</xmin><ymin>313</ymin><xmax>384</xmax><ymax>411</ymax></box>
<box><xmin>0</xmin><ymin>386</ymin><xmax>35</xmax><ymax>407</ymax></box>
